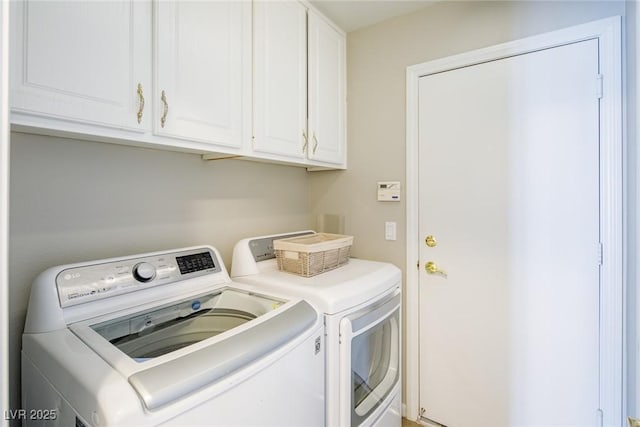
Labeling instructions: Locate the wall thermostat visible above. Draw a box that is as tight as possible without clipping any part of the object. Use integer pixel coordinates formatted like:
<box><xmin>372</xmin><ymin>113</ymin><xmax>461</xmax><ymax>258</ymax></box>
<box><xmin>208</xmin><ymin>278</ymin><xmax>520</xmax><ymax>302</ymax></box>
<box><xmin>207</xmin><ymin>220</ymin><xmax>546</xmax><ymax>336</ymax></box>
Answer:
<box><xmin>377</xmin><ymin>181</ymin><xmax>401</xmax><ymax>202</ymax></box>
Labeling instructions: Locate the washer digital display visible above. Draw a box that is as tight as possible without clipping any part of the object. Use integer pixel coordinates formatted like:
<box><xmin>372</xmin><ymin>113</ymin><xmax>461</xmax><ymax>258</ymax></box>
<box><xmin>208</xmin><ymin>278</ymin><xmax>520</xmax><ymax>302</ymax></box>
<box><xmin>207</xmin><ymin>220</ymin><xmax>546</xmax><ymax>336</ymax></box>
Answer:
<box><xmin>176</xmin><ymin>252</ymin><xmax>216</xmax><ymax>274</ymax></box>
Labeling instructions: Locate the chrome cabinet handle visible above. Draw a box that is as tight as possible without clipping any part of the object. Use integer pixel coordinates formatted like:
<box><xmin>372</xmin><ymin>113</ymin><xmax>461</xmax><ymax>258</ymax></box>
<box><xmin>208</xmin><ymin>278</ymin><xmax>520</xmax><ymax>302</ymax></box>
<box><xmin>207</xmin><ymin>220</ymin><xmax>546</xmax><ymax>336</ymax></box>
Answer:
<box><xmin>312</xmin><ymin>132</ymin><xmax>318</xmax><ymax>154</ymax></box>
<box><xmin>160</xmin><ymin>90</ymin><xmax>168</xmax><ymax>128</ymax></box>
<box><xmin>136</xmin><ymin>83</ymin><xmax>145</xmax><ymax>124</ymax></box>
<box><xmin>302</xmin><ymin>130</ymin><xmax>308</xmax><ymax>153</ymax></box>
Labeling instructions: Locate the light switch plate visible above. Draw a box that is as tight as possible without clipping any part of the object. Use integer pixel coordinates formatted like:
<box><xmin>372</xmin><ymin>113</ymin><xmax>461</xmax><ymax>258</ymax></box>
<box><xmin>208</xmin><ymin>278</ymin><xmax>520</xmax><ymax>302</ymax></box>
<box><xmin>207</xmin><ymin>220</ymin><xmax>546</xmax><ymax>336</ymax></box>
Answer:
<box><xmin>385</xmin><ymin>221</ymin><xmax>397</xmax><ymax>241</ymax></box>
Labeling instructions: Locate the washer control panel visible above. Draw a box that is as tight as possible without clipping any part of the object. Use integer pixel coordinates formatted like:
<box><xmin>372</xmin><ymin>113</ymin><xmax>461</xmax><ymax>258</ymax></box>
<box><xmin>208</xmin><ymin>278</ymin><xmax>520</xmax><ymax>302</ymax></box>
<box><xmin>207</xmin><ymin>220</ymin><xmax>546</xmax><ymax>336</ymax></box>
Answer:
<box><xmin>56</xmin><ymin>248</ymin><xmax>221</xmax><ymax>308</ymax></box>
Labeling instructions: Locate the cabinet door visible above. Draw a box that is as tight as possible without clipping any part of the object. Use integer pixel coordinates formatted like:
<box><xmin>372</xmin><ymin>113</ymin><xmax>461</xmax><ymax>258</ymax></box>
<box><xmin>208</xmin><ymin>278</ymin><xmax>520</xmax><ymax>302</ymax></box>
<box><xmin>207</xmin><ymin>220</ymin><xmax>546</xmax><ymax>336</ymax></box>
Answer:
<box><xmin>308</xmin><ymin>11</ymin><xmax>346</xmax><ymax>165</ymax></box>
<box><xmin>253</xmin><ymin>1</ymin><xmax>307</xmax><ymax>159</ymax></box>
<box><xmin>155</xmin><ymin>1</ymin><xmax>250</xmax><ymax>149</ymax></box>
<box><xmin>10</xmin><ymin>1</ymin><xmax>151</xmax><ymax>132</ymax></box>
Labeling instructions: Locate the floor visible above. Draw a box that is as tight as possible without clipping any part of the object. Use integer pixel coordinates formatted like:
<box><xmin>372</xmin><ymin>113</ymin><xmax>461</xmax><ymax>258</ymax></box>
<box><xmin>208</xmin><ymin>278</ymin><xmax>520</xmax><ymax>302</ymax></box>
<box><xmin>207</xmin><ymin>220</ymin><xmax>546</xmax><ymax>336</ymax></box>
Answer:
<box><xmin>402</xmin><ymin>417</ymin><xmax>422</xmax><ymax>427</ymax></box>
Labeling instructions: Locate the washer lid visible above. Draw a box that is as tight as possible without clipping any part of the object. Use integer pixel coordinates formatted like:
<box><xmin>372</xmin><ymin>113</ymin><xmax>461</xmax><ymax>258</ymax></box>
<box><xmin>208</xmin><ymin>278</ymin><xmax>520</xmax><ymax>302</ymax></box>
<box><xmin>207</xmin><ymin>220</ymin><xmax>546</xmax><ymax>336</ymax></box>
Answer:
<box><xmin>127</xmin><ymin>299</ymin><xmax>317</xmax><ymax>410</ymax></box>
<box><xmin>70</xmin><ymin>290</ymin><xmax>318</xmax><ymax>410</ymax></box>
<box><xmin>91</xmin><ymin>288</ymin><xmax>286</xmax><ymax>360</ymax></box>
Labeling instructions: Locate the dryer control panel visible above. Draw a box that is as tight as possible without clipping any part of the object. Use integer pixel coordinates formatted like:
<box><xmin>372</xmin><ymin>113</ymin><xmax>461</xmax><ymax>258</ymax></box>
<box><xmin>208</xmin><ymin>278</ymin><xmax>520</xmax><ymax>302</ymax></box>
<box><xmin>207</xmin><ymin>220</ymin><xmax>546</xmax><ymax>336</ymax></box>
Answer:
<box><xmin>248</xmin><ymin>231</ymin><xmax>314</xmax><ymax>262</ymax></box>
<box><xmin>56</xmin><ymin>248</ymin><xmax>221</xmax><ymax>308</ymax></box>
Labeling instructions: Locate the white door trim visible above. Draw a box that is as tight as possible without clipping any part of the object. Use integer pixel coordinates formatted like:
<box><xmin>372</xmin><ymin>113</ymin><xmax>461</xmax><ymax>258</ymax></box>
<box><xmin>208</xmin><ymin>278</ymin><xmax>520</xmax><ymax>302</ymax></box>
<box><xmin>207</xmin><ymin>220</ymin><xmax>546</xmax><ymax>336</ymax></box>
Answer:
<box><xmin>635</xmin><ymin>1</ymin><xmax>640</xmax><ymax>420</ymax></box>
<box><xmin>405</xmin><ymin>16</ymin><xmax>624</xmax><ymax>425</ymax></box>
<box><xmin>1</xmin><ymin>0</ymin><xmax>9</xmax><ymax>423</ymax></box>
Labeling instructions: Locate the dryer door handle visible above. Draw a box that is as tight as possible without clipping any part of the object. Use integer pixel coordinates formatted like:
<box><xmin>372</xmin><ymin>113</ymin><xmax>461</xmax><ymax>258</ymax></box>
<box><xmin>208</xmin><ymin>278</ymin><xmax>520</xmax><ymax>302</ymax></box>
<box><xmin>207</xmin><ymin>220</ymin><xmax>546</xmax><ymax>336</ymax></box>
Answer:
<box><xmin>347</xmin><ymin>290</ymin><xmax>401</xmax><ymax>336</ymax></box>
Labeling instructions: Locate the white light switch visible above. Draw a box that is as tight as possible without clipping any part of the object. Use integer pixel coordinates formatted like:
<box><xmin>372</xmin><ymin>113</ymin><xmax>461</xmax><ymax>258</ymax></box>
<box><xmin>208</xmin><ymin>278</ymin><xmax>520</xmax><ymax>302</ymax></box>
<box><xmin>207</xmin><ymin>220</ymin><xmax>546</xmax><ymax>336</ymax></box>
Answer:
<box><xmin>385</xmin><ymin>221</ymin><xmax>397</xmax><ymax>241</ymax></box>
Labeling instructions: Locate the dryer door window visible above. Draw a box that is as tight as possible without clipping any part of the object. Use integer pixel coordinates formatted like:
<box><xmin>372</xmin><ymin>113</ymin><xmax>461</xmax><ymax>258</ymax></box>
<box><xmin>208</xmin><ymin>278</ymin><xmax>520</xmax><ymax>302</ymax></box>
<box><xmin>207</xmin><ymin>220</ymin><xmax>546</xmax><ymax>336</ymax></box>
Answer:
<box><xmin>342</xmin><ymin>292</ymin><xmax>400</xmax><ymax>426</ymax></box>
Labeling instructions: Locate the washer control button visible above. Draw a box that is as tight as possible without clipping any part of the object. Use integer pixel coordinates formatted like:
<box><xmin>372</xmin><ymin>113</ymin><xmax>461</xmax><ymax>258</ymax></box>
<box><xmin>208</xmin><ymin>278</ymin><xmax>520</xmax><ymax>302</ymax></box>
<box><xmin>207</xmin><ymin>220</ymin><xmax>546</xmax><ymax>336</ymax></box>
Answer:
<box><xmin>132</xmin><ymin>262</ymin><xmax>156</xmax><ymax>283</ymax></box>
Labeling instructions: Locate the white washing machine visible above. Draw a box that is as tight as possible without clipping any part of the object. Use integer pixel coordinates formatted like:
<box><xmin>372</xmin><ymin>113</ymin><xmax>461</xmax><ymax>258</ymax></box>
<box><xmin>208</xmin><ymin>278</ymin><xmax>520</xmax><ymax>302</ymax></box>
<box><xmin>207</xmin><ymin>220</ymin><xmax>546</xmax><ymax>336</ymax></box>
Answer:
<box><xmin>22</xmin><ymin>245</ymin><xmax>325</xmax><ymax>426</ymax></box>
<box><xmin>232</xmin><ymin>231</ymin><xmax>402</xmax><ymax>427</ymax></box>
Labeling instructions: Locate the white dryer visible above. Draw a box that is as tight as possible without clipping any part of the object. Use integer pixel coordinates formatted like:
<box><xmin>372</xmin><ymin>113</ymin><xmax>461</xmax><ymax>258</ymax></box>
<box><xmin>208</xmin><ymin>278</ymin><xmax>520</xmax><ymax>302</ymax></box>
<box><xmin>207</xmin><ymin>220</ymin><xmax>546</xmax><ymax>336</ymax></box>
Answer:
<box><xmin>22</xmin><ymin>246</ymin><xmax>325</xmax><ymax>426</ymax></box>
<box><xmin>232</xmin><ymin>231</ymin><xmax>402</xmax><ymax>427</ymax></box>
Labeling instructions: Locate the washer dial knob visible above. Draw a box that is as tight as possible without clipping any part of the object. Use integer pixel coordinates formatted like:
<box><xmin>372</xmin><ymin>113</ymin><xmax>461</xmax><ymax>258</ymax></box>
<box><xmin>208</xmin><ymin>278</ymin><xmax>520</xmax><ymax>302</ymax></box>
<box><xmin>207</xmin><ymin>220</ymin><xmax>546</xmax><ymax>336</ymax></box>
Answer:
<box><xmin>133</xmin><ymin>262</ymin><xmax>156</xmax><ymax>283</ymax></box>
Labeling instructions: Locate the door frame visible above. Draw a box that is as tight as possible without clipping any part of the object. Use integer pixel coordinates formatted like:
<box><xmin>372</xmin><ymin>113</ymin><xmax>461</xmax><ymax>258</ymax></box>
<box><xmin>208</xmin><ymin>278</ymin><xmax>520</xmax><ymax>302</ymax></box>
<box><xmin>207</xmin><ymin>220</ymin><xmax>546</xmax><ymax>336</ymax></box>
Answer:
<box><xmin>1</xmin><ymin>0</ymin><xmax>8</xmax><ymax>422</ymax></box>
<box><xmin>405</xmin><ymin>16</ymin><xmax>624</xmax><ymax>425</ymax></box>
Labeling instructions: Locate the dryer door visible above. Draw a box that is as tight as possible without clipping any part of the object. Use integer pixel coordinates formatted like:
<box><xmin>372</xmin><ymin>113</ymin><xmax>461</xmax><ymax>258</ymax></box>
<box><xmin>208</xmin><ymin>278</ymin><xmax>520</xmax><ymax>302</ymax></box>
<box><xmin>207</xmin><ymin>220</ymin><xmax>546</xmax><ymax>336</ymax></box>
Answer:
<box><xmin>340</xmin><ymin>290</ymin><xmax>401</xmax><ymax>426</ymax></box>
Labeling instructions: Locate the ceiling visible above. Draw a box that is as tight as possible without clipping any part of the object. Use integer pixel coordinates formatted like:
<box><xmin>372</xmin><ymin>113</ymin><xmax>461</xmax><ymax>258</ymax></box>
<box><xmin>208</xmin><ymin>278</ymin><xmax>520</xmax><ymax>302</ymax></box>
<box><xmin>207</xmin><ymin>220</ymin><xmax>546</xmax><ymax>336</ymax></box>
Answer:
<box><xmin>308</xmin><ymin>0</ymin><xmax>437</xmax><ymax>33</ymax></box>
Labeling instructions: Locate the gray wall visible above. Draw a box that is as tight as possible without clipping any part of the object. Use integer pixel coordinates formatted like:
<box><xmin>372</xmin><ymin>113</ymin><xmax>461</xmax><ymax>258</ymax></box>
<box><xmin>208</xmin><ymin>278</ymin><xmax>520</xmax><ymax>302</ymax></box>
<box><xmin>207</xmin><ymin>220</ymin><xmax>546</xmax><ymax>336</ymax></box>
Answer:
<box><xmin>308</xmin><ymin>0</ymin><xmax>632</xmax><ymax>413</ymax></box>
<box><xmin>8</xmin><ymin>132</ymin><xmax>311</xmax><ymax>410</ymax></box>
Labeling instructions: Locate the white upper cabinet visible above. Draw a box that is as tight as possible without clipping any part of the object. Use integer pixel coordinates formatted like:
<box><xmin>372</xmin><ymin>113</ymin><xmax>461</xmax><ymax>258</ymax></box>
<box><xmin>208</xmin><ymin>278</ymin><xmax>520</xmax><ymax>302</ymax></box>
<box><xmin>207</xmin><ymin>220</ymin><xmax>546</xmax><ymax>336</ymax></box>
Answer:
<box><xmin>11</xmin><ymin>1</ymin><xmax>152</xmax><ymax>132</ymax></box>
<box><xmin>252</xmin><ymin>1</ymin><xmax>307</xmax><ymax>159</ymax></box>
<box><xmin>307</xmin><ymin>10</ymin><xmax>346</xmax><ymax>166</ymax></box>
<box><xmin>154</xmin><ymin>1</ymin><xmax>250</xmax><ymax>149</ymax></box>
<box><xmin>253</xmin><ymin>3</ymin><xmax>346</xmax><ymax>168</ymax></box>
<box><xmin>10</xmin><ymin>0</ymin><xmax>345</xmax><ymax>169</ymax></box>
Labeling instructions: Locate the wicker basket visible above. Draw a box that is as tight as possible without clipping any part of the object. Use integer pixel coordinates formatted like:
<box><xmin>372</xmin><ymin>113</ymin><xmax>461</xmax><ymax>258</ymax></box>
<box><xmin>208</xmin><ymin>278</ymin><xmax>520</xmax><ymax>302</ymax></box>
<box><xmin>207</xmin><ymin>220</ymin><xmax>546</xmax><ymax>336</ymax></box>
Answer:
<box><xmin>273</xmin><ymin>233</ymin><xmax>353</xmax><ymax>277</ymax></box>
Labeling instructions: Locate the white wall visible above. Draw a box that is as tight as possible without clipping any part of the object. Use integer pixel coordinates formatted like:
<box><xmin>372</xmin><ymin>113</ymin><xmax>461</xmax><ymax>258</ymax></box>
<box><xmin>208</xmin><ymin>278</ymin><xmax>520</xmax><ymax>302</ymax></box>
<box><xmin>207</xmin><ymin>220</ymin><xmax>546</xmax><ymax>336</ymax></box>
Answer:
<box><xmin>8</xmin><ymin>132</ymin><xmax>311</xmax><ymax>412</ymax></box>
<box><xmin>1</xmin><ymin>0</ymin><xmax>9</xmax><ymax>424</ymax></box>
<box><xmin>308</xmin><ymin>0</ymin><xmax>629</xmax><ymax>415</ymax></box>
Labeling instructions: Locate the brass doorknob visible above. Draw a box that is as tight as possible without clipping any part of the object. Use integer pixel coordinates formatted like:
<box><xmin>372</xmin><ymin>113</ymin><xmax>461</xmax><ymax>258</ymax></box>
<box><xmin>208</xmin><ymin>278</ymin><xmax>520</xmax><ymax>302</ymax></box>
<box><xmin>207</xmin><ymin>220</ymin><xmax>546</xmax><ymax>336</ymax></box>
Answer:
<box><xmin>425</xmin><ymin>235</ymin><xmax>437</xmax><ymax>247</ymax></box>
<box><xmin>425</xmin><ymin>261</ymin><xmax>447</xmax><ymax>278</ymax></box>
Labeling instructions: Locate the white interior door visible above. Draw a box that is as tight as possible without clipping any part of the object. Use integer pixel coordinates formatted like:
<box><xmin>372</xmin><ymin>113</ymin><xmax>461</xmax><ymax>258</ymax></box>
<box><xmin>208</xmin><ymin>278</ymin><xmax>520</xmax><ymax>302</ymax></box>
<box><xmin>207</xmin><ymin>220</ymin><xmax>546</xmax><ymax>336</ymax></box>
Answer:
<box><xmin>418</xmin><ymin>39</ymin><xmax>601</xmax><ymax>426</ymax></box>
